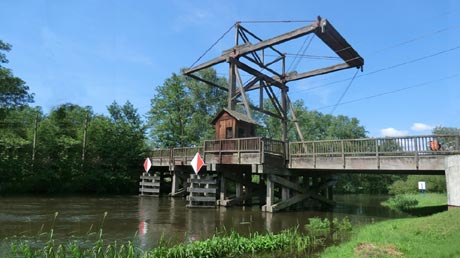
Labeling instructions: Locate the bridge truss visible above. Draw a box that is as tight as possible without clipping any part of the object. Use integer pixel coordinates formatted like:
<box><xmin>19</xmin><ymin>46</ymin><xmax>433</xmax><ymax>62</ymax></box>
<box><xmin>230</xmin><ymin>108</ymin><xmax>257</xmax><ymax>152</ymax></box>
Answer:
<box><xmin>183</xmin><ymin>16</ymin><xmax>364</xmax><ymax>143</ymax></box>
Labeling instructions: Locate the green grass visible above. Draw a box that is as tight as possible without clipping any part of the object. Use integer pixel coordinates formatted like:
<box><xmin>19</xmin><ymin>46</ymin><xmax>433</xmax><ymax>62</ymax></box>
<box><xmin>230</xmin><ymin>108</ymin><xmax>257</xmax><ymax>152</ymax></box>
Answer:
<box><xmin>382</xmin><ymin>193</ymin><xmax>446</xmax><ymax>209</ymax></box>
<box><xmin>321</xmin><ymin>209</ymin><xmax>460</xmax><ymax>258</ymax></box>
<box><xmin>408</xmin><ymin>193</ymin><xmax>447</xmax><ymax>207</ymax></box>
<box><xmin>382</xmin><ymin>193</ymin><xmax>448</xmax><ymax>216</ymax></box>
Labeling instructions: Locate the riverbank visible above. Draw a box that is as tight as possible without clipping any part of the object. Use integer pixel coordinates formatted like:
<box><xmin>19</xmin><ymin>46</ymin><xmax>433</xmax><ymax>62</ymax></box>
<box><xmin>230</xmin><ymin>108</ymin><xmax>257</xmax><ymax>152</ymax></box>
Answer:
<box><xmin>382</xmin><ymin>192</ymin><xmax>447</xmax><ymax>216</ymax></box>
<box><xmin>321</xmin><ymin>208</ymin><xmax>460</xmax><ymax>257</ymax></box>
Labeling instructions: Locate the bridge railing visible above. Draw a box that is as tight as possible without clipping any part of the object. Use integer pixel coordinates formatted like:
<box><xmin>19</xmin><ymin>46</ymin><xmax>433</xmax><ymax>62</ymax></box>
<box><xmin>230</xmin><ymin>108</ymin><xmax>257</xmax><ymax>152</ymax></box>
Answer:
<box><xmin>204</xmin><ymin>137</ymin><xmax>261</xmax><ymax>153</ymax></box>
<box><xmin>172</xmin><ymin>146</ymin><xmax>203</xmax><ymax>164</ymax></box>
<box><xmin>150</xmin><ymin>148</ymin><xmax>172</xmax><ymax>166</ymax></box>
<box><xmin>290</xmin><ymin>135</ymin><xmax>460</xmax><ymax>158</ymax></box>
<box><xmin>262</xmin><ymin>138</ymin><xmax>285</xmax><ymax>157</ymax></box>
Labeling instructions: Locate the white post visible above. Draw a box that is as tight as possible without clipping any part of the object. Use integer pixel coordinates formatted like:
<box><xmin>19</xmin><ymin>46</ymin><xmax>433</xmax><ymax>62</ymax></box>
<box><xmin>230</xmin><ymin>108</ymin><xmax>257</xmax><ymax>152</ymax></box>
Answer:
<box><xmin>446</xmin><ymin>155</ymin><xmax>460</xmax><ymax>209</ymax></box>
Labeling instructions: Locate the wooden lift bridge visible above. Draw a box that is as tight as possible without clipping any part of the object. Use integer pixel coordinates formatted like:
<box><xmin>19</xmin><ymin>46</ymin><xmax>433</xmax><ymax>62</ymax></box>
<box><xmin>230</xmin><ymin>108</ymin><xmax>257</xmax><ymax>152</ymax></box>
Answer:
<box><xmin>140</xmin><ymin>17</ymin><xmax>460</xmax><ymax>212</ymax></box>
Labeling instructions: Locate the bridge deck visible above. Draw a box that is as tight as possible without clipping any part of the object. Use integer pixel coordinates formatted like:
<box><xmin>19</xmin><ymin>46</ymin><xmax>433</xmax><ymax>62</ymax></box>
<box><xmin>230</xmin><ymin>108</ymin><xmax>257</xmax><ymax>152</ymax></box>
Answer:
<box><xmin>150</xmin><ymin>135</ymin><xmax>460</xmax><ymax>173</ymax></box>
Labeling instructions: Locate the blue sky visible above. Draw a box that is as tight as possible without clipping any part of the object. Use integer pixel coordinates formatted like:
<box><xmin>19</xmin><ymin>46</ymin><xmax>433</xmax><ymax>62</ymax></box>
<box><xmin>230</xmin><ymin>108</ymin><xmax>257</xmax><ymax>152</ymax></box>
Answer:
<box><xmin>1</xmin><ymin>0</ymin><xmax>459</xmax><ymax>137</ymax></box>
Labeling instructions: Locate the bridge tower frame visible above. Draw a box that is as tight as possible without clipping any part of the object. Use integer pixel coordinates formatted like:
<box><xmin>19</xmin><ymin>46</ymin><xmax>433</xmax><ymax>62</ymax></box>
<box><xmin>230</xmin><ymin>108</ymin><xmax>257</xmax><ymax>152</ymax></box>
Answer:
<box><xmin>179</xmin><ymin>16</ymin><xmax>364</xmax><ymax>212</ymax></box>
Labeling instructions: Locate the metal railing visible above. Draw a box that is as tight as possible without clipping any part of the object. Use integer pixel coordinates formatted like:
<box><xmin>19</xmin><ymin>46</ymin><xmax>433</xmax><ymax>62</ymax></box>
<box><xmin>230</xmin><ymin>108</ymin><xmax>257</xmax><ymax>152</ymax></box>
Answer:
<box><xmin>290</xmin><ymin>135</ymin><xmax>460</xmax><ymax>158</ymax></box>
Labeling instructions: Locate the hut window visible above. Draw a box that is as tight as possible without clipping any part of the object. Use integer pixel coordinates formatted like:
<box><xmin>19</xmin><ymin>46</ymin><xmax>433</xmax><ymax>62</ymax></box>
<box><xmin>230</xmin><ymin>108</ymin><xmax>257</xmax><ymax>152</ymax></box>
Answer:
<box><xmin>226</xmin><ymin>127</ymin><xmax>233</xmax><ymax>139</ymax></box>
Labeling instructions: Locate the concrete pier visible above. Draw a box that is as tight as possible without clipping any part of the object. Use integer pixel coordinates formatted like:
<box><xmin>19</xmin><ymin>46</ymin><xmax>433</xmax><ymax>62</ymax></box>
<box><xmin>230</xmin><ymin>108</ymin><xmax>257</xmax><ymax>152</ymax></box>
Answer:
<box><xmin>446</xmin><ymin>155</ymin><xmax>460</xmax><ymax>209</ymax></box>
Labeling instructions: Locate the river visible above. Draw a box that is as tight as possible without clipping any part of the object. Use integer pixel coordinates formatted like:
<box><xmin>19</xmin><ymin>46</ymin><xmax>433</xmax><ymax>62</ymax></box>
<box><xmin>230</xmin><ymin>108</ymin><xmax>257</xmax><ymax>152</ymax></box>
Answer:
<box><xmin>0</xmin><ymin>194</ymin><xmax>408</xmax><ymax>250</ymax></box>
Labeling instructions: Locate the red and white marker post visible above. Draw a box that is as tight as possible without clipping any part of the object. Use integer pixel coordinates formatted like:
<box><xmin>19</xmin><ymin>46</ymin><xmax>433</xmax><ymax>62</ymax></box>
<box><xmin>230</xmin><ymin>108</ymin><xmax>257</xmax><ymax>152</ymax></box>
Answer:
<box><xmin>143</xmin><ymin>157</ymin><xmax>152</xmax><ymax>174</ymax></box>
<box><xmin>190</xmin><ymin>152</ymin><xmax>204</xmax><ymax>175</ymax></box>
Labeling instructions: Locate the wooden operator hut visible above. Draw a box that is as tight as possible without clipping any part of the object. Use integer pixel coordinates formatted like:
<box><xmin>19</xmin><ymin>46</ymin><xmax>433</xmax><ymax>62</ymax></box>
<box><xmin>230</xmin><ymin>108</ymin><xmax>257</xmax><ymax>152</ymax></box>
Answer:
<box><xmin>211</xmin><ymin>108</ymin><xmax>258</xmax><ymax>140</ymax></box>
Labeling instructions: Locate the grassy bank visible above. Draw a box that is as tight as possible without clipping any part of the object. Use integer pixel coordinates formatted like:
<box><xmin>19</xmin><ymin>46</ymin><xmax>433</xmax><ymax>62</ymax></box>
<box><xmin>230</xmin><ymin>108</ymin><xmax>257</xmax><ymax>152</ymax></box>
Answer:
<box><xmin>382</xmin><ymin>193</ymin><xmax>447</xmax><ymax>216</ymax></box>
<box><xmin>382</xmin><ymin>193</ymin><xmax>447</xmax><ymax>209</ymax></box>
<box><xmin>321</xmin><ymin>209</ymin><xmax>460</xmax><ymax>258</ymax></box>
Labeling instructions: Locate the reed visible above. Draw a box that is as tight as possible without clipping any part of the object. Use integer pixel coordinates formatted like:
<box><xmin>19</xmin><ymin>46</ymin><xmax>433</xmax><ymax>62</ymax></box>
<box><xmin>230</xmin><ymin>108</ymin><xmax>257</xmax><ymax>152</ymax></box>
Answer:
<box><xmin>3</xmin><ymin>213</ymin><xmax>352</xmax><ymax>258</ymax></box>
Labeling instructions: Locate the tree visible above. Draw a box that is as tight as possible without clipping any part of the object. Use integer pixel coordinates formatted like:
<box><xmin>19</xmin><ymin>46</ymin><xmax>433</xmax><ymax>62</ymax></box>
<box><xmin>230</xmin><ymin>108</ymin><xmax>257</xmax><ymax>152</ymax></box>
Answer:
<box><xmin>260</xmin><ymin>99</ymin><xmax>367</xmax><ymax>141</ymax></box>
<box><xmin>148</xmin><ymin>68</ymin><xmax>227</xmax><ymax>148</ymax></box>
<box><xmin>0</xmin><ymin>39</ymin><xmax>34</xmax><ymax>118</ymax></box>
<box><xmin>30</xmin><ymin>104</ymin><xmax>90</xmax><ymax>193</ymax></box>
<box><xmin>186</xmin><ymin>68</ymin><xmax>227</xmax><ymax>142</ymax></box>
<box><xmin>84</xmin><ymin>101</ymin><xmax>147</xmax><ymax>193</ymax></box>
<box><xmin>433</xmin><ymin>126</ymin><xmax>460</xmax><ymax>135</ymax></box>
<box><xmin>0</xmin><ymin>106</ymin><xmax>40</xmax><ymax>192</ymax></box>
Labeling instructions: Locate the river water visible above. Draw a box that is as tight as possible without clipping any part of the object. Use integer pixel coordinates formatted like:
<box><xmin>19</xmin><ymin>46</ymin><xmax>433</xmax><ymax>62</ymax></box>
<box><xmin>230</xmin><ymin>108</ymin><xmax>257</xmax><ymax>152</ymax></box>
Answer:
<box><xmin>0</xmin><ymin>195</ymin><xmax>408</xmax><ymax>250</ymax></box>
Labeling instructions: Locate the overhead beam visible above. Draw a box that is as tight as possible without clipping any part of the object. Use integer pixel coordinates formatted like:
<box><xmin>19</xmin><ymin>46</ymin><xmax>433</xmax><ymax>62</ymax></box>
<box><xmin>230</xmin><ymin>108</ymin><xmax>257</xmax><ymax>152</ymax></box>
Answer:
<box><xmin>315</xmin><ymin>19</ymin><xmax>364</xmax><ymax>68</ymax></box>
<box><xmin>284</xmin><ymin>62</ymin><xmax>352</xmax><ymax>82</ymax></box>
<box><xmin>248</xmin><ymin>103</ymin><xmax>283</xmax><ymax>120</ymax></box>
<box><xmin>184</xmin><ymin>56</ymin><xmax>227</xmax><ymax>75</ymax></box>
<box><xmin>225</xmin><ymin>22</ymin><xmax>319</xmax><ymax>59</ymax></box>
<box><xmin>186</xmin><ymin>74</ymin><xmax>228</xmax><ymax>91</ymax></box>
<box><xmin>184</xmin><ymin>21</ymin><xmax>319</xmax><ymax>75</ymax></box>
<box><xmin>230</xmin><ymin>57</ymin><xmax>285</xmax><ymax>89</ymax></box>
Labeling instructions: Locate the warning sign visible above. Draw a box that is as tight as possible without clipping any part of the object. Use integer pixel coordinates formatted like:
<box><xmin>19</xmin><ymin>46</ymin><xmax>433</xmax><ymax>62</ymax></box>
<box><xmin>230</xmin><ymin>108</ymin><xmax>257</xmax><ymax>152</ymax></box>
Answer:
<box><xmin>190</xmin><ymin>152</ymin><xmax>204</xmax><ymax>175</ymax></box>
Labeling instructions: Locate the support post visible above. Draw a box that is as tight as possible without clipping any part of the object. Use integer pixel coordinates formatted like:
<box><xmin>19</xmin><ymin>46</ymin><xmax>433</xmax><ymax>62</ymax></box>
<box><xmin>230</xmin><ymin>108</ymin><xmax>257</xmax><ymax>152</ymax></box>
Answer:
<box><xmin>171</xmin><ymin>171</ymin><xmax>179</xmax><ymax>196</ymax></box>
<box><xmin>219</xmin><ymin>173</ymin><xmax>227</xmax><ymax>205</ymax></box>
<box><xmin>446</xmin><ymin>155</ymin><xmax>460</xmax><ymax>209</ymax></box>
<box><xmin>262</xmin><ymin>175</ymin><xmax>274</xmax><ymax>212</ymax></box>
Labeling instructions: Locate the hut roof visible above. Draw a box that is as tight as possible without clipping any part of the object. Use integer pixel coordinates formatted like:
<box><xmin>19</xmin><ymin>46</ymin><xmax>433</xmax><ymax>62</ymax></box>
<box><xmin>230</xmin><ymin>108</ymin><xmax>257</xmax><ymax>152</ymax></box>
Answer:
<box><xmin>211</xmin><ymin>108</ymin><xmax>260</xmax><ymax>126</ymax></box>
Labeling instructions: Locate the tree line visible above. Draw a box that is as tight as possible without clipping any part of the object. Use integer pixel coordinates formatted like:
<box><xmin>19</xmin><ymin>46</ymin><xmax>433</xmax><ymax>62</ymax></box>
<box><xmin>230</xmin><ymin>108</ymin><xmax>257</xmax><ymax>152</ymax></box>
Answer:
<box><xmin>1</xmin><ymin>39</ymin><xmax>455</xmax><ymax>195</ymax></box>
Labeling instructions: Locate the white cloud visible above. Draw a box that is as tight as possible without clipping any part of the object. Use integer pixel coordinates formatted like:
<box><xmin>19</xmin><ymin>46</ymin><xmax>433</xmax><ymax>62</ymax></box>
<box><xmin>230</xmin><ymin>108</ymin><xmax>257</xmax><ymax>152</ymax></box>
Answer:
<box><xmin>380</xmin><ymin>128</ymin><xmax>408</xmax><ymax>137</ymax></box>
<box><xmin>411</xmin><ymin>123</ymin><xmax>434</xmax><ymax>132</ymax></box>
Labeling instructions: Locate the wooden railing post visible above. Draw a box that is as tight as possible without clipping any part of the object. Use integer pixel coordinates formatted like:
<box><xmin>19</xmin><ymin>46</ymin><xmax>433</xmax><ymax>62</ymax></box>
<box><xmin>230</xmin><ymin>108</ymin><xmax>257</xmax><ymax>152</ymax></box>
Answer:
<box><xmin>341</xmin><ymin>140</ymin><xmax>345</xmax><ymax>168</ymax></box>
<box><xmin>313</xmin><ymin>141</ymin><xmax>316</xmax><ymax>168</ymax></box>
<box><xmin>414</xmin><ymin>138</ymin><xmax>419</xmax><ymax>169</ymax></box>
<box><xmin>456</xmin><ymin>135</ymin><xmax>460</xmax><ymax>151</ymax></box>
<box><xmin>375</xmin><ymin>139</ymin><xmax>380</xmax><ymax>169</ymax></box>
<box><xmin>238</xmin><ymin>138</ymin><xmax>241</xmax><ymax>164</ymax></box>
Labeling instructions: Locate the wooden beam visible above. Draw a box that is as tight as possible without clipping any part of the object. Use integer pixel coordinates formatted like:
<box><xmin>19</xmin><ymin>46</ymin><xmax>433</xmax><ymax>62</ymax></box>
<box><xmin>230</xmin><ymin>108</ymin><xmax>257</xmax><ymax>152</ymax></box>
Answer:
<box><xmin>271</xmin><ymin>193</ymin><xmax>310</xmax><ymax>212</ymax></box>
<box><xmin>287</xmin><ymin>95</ymin><xmax>305</xmax><ymax>142</ymax></box>
<box><xmin>233</xmin><ymin>76</ymin><xmax>260</xmax><ymax>100</ymax></box>
<box><xmin>238</xmin><ymin>25</ymin><xmax>285</xmax><ymax>57</ymax></box>
<box><xmin>315</xmin><ymin>19</ymin><xmax>364</xmax><ymax>68</ymax></box>
<box><xmin>248</xmin><ymin>104</ymin><xmax>283</xmax><ymax>120</ymax></box>
<box><xmin>235</xmin><ymin>68</ymin><xmax>253</xmax><ymax>120</ymax></box>
<box><xmin>187</xmin><ymin>74</ymin><xmax>228</xmax><ymax>91</ymax></box>
<box><xmin>269</xmin><ymin>175</ymin><xmax>305</xmax><ymax>193</ymax></box>
<box><xmin>224</xmin><ymin>22</ymin><xmax>319</xmax><ymax>59</ymax></box>
<box><xmin>230</xmin><ymin>57</ymin><xmax>285</xmax><ymax>89</ymax></box>
<box><xmin>241</xmin><ymin>55</ymin><xmax>282</xmax><ymax>78</ymax></box>
<box><xmin>284</xmin><ymin>62</ymin><xmax>352</xmax><ymax>82</ymax></box>
<box><xmin>183</xmin><ymin>56</ymin><xmax>227</xmax><ymax>75</ymax></box>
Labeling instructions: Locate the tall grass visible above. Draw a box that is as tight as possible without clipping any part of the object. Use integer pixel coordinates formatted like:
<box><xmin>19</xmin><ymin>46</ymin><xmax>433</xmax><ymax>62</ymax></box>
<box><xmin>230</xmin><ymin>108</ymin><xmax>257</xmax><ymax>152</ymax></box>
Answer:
<box><xmin>3</xmin><ymin>213</ymin><xmax>352</xmax><ymax>258</ymax></box>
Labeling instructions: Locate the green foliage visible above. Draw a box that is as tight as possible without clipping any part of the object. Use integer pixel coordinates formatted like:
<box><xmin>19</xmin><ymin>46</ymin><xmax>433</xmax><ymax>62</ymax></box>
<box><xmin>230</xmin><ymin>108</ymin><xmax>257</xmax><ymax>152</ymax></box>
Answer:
<box><xmin>432</xmin><ymin>126</ymin><xmax>460</xmax><ymax>135</ymax></box>
<box><xmin>0</xmin><ymin>39</ymin><xmax>34</xmax><ymax>118</ymax></box>
<box><xmin>382</xmin><ymin>193</ymin><xmax>447</xmax><ymax>212</ymax></box>
<box><xmin>148</xmin><ymin>68</ymin><xmax>227</xmax><ymax>148</ymax></box>
<box><xmin>260</xmin><ymin>99</ymin><xmax>367</xmax><ymax>141</ymax></box>
<box><xmin>0</xmin><ymin>102</ymin><xmax>146</xmax><ymax>194</ymax></box>
<box><xmin>385</xmin><ymin>195</ymin><xmax>419</xmax><ymax>211</ymax></box>
<box><xmin>335</xmin><ymin>174</ymin><xmax>404</xmax><ymax>194</ymax></box>
<box><xmin>388</xmin><ymin>175</ymin><xmax>446</xmax><ymax>195</ymax></box>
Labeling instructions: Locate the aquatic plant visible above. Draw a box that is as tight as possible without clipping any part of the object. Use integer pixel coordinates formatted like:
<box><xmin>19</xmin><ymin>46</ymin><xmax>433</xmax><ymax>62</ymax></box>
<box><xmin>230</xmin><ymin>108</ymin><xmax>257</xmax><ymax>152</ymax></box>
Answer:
<box><xmin>4</xmin><ymin>213</ymin><xmax>353</xmax><ymax>258</ymax></box>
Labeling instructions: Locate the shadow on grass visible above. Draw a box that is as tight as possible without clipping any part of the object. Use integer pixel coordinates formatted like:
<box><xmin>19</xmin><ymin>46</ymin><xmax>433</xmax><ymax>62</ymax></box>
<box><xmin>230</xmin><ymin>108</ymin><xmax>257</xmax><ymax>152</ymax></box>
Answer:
<box><xmin>406</xmin><ymin>205</ymin><xmax>447</xmax><ymax>217</ymax></box>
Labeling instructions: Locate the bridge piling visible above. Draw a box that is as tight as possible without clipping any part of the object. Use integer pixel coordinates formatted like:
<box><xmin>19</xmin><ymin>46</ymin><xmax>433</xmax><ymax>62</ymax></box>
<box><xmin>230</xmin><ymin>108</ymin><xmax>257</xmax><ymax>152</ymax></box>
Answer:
<box><xmin>446</xmin><ymin>155</ymin><xmax>460</xmax><ymax>209</ymax></box>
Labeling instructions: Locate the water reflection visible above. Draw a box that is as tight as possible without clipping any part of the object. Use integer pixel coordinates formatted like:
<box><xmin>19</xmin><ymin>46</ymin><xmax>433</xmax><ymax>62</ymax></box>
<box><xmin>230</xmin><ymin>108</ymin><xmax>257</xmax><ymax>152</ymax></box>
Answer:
<box><xmin>137</xmin><ymin>194</ymin><xmax>408</xmax><ymax>249</ymax></box>
<box><xmin>0</xmin><ymin>195</ymin><xmax>409</xmax><ymax>250</ymax></box>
